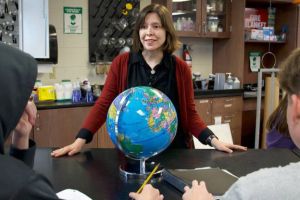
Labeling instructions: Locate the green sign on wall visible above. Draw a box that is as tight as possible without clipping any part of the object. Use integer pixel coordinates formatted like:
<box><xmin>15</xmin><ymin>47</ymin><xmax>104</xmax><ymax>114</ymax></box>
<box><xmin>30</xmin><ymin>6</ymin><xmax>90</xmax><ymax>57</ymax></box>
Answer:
<box><xmin>63</xmin><ymin>7</ymin><xmax>82</xmax><ymax>34</ymax></box>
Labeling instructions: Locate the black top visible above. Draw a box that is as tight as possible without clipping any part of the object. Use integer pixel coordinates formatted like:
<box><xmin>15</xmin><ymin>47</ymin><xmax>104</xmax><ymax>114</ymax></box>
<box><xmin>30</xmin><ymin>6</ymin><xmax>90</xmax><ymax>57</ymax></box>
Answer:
<box><xmin>127</xmin><ymin>52</ymin><xmax>186</xmax><ymax>148</ymax></box>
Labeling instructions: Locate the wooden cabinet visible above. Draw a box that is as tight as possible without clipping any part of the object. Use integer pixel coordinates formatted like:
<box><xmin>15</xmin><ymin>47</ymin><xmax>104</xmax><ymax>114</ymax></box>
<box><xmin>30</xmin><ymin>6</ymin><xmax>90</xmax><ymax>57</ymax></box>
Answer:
<box><xmin>33</xmin><ymin>106</ymin><xmax>114</xmax><ymax>148</ymax></box>
<box><xmin>98</xmin><ymin>124</ymin><xmax>114</xmax><ymax>148</ymax></box>
<box><xmin>195</xmin><ymin>98</ymin><xmax>213</xmax><ymax>125</ymax></box>
<box><xmin>195</xmin><ymin>96</ymin><xmax>243</xmax><ymax>144</ymax></box>
<box><xmin>213</xmin><ymin>0</ymin><xmax>300</xmax><ymax>85</ymax></box>
<box><xmin>151</xmin><ymin>0</ymin><xmax>231</xmax><ymax>38</ymax></box>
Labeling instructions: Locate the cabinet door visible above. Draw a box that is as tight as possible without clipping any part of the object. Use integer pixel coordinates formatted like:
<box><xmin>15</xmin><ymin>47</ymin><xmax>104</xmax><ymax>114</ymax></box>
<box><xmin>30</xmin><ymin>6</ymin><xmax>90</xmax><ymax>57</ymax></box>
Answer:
<box><xmin>21</xmin><ymin>0</ymin><xmax>49</xmax><ymax>58</ymax></box>
<box><xmin>212</xmin><ymin>96</ymin><xmax>242</xmax><ymax>114</ymax></box>
<box><xmin>98</xmin><ymin>124</ymin><xmax>114</xmax><ymax>148</ymax></box>
<box><xmin>151</xmin><ymin>0</ymin><xmax>231</xmax><ymax>38</ymax></box>
<box><xmin>195</xmin><ymin>98</ymin><xmax>212</xmax><ymax>125</ymax></box>
<box><xmin>202</xmin><ymin>0</ymin><xmax>231</xmax><ymax>38</ymax></box>
<box><xmin>170</xmin><ymin>0</ymin><xmax>202</xmax><ymax>37</ymax></box>
<box><xmin>34</xmin><ymin>107</ymin><xmax>98</xmax><ymax>148</ymax></box>
<box><xmin>151</xmin><ymin>0</ymin><xmax>201</xmax><ymax>37</ymax></box>
<box><xmin>211</xmin><ymin>96</ymin><xmax>242</xmax><ymax>144</ymax></box>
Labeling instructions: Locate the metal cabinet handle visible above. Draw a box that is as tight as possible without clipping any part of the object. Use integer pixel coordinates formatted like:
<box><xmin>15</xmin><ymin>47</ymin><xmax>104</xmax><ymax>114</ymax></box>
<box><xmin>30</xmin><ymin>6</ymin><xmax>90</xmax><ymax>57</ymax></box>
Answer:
<box><xmin>224</xmin><ymin>119</ymin><xmax>231</xmax><ymax>123</ymax></box>
<box><xmin>224</xmin><ymin>98</ymin><xmax>233</xmax><ymax>102</ymax></box>
<box><xmin>199</xmin><ymin>99</ymin><xmax>209</xmax><ymax>103</ymax></box>
<box><xmin>224</xmin><ymin>114</ymin><xmax>235</xmax><ymax>119</ymax></box>
<box><xmin>224</xmin><ymin>104</ymin><xmax>232</xmax><ymax>108</ymax></box>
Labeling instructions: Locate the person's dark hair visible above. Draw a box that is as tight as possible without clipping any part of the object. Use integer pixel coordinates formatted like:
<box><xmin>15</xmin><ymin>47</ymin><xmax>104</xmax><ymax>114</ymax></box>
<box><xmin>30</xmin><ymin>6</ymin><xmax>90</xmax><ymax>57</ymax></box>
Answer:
<box><xmin>132</xmin><ymin>4</ymin><xmax>181</xmax><ymax>53</ymax></box>
<box><xmin>279</xmin><ymin>48</ymin><xmax>300</xmax><ymax>96</ymax></box>
<box><xmin>266</xmin><ymin>95</ymin><xmax>289</xmax><ymax>136</ymax></box>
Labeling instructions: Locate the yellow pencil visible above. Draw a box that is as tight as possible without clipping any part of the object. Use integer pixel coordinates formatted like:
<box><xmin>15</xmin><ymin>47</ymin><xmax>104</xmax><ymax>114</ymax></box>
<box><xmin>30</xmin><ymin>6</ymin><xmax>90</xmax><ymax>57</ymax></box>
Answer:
<box><xmin>136</xmin><ymin>163</ymin><xmax>160</xmax><ymax>194</ymax></box>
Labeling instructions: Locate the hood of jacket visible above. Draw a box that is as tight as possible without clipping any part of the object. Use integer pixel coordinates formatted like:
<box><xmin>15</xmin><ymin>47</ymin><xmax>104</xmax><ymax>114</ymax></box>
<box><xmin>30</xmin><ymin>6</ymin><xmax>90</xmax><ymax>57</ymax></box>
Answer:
<box><xmin>0</xmin><ymin>44</ymin><xmax>37</xmax><ymax>154</ymax></box>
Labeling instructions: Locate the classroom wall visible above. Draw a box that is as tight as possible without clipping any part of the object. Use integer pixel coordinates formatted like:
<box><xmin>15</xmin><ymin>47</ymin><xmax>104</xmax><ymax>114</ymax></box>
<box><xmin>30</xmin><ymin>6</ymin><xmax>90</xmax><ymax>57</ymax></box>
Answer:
<box><xmin>37</xmin><ymin>0</ymin><xmax>212</xmax><ymax>85</ymax></box>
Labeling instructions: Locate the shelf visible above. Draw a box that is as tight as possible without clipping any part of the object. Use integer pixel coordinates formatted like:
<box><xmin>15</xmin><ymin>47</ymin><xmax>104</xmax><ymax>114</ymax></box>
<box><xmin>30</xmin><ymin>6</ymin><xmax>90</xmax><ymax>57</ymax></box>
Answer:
<box><xmin>207</xmin><ymin>11</ymin><xmax>226</xmax><ymax>16</ymax></box>
<box><xmin>244</xmin><ymin>39</ymin><xmax>286</xmax><ymax>44</ymax></box>
<box><xmin>172</xmin><ymin>10</ymin><xmax>196</xmax><ymax>15</ymax></box>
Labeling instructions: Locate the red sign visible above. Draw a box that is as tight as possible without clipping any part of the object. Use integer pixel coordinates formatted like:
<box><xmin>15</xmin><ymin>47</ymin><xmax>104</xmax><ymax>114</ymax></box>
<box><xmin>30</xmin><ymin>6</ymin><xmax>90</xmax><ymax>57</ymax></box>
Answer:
<box><xmin>245</xmin><ymin>8</ymin><xmax>268</xmax><ymax>29</ymax></box>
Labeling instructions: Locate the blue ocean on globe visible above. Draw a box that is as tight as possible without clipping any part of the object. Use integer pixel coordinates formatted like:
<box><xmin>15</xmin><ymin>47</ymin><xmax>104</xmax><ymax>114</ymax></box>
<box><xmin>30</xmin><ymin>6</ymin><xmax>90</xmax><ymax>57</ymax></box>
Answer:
<box><xmin>106</xmin><ymin>86</ymin><xmax>177</xmax><ymax>159</ymax></box>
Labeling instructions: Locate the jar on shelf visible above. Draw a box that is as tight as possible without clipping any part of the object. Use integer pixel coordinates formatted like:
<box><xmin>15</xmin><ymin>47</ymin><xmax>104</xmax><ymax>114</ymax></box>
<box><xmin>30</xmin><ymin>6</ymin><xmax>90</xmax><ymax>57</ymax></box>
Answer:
<box><xmin>208</xmin><ymin>16</ymin><xmax>219</xmax><ymax>32</ymax></box>
<box><xmin>216</xmin><ymin>0</ymin><xmax>224</xmax><ymax>12</ymax></box>
<box><xmin>210</xmin><ymin>0</ymin><xmax>217</xmax><ymax>12</ymax></box>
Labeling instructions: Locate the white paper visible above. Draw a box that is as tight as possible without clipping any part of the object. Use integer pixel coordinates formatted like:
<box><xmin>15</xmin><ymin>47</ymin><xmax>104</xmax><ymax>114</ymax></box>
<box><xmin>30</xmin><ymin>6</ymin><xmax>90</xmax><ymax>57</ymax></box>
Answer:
<box><xmin>56</xmin><ymin>189</ymin><xmax>92</xmax><ymax>200</ymax></box>
<box><xmin>214</xmin><ymin>116</ymin><xmax>222</xmax><ymax>125</ymax></box>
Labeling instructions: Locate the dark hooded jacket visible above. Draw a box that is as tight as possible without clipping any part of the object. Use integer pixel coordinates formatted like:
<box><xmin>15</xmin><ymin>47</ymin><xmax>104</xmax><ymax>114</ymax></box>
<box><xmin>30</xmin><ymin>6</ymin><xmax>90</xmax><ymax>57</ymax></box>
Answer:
<box><xmin>0</xmin><ymin>44</ymin><xmax>59</xmax><ymax>199</ymax></box>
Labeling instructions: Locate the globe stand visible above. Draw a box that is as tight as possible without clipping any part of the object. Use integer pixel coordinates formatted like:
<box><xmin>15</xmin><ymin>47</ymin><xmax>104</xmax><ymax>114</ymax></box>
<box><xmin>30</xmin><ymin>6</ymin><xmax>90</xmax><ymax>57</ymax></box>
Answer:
<box><xmin>119</xmin><ymin>158</ymin><xmax>163</xmax><ymax>182</ymax></box>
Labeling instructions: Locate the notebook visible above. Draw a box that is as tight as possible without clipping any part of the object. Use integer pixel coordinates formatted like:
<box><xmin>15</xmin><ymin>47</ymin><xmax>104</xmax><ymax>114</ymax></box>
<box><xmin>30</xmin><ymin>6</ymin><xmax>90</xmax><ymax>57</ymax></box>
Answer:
<box><xmin>162</xmin><ymin>167</ymin><xmax>238</xmax><ymax>196</ymax></box>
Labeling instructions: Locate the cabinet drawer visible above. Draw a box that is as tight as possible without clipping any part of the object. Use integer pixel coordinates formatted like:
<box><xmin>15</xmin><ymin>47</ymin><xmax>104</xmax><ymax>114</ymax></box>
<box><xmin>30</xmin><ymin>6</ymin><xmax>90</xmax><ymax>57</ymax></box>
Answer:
<box><xmin>195</xmin><ymin>99</ymin><xmax>212</xmax><ymax>125</ymax></box>
<box><xmin>212</xmin><ymin>112</ymin><xmax>241</xmax><ymax>129</ymax></box>
<box><xmin>231</xmin><ymin>127</ymin><xmax>241</xmax><ymax>145</ymax></box>
<box><xmin>212</xmin><ymin>96</ymin><xmax>242</xmax><ymax>114</ymax></box>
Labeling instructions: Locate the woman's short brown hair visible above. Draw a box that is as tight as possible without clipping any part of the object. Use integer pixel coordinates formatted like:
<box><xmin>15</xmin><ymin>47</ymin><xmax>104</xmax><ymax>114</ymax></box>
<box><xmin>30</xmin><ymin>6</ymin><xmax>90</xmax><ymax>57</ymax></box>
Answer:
<box><xmin>132</xmin><ymin>4</ymin><xmax>181</xmax><ymax>54</ymax></box>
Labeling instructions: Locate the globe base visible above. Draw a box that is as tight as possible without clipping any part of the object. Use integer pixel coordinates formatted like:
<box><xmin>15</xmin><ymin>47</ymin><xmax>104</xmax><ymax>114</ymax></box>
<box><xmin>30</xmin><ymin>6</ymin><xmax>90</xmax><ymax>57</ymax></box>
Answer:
<box><xmin>119</xmin><ymin>161</ymin><xmax>163</xmax><ymax>182</ymax></box>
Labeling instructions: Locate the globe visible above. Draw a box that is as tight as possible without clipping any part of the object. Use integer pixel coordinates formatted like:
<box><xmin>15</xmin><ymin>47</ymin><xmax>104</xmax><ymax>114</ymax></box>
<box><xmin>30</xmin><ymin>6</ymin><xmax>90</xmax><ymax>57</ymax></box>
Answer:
<box><xmin>106</xmin><ymin>86</ymin><xmax>178</xmax><ymax>160</ymax></box>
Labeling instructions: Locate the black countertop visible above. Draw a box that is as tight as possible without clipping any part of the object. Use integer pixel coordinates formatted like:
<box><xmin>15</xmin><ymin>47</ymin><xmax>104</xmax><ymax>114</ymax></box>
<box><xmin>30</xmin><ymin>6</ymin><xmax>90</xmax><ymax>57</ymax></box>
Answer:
<box><xmin>36</xmin><ymin>100</ymin><xmax>94</xmax><ymax>110</ymax></box>
<box><xmin>34</xmin><ymin>148</ymin><xmax>300</xmax><ymax>200</ymax></box>
<box><xmin>194</xmin><ymin>89</ymin><xmax>244</xmax><ymax>98</ymax></box>
<box><xmin>36</xmin><ymin>89</ymin><xmax>244</xmax><ymax>110</ymax></box>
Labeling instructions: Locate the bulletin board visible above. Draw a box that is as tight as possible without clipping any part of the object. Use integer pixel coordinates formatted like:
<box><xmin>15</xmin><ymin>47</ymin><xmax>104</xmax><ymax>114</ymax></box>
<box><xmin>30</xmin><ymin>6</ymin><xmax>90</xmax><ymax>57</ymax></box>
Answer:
<box><xmin>88</xmin><ymin>0</ymin><xmax>140</xmax><ymax>63</ymax></box>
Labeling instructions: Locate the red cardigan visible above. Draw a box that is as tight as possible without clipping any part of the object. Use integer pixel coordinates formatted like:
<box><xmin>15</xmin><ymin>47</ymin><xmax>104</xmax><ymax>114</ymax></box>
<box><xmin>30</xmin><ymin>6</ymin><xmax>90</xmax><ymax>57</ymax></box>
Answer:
<box><xmin>82</xmin><ymin>52</ymin><xmax>207</xmax><ymax>148</ymax></box>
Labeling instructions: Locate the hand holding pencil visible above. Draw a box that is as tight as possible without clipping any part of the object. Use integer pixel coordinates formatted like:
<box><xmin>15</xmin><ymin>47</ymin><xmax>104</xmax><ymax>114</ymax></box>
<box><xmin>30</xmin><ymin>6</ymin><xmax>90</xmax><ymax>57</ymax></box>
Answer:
<box><xmin>129</xmin><ymin>184</ymin><xmax>164</xmax><ymax>200</ymax></box>
<box><xmin>129</xmin><ymin>163</ymin><xmax>164</xmax><ymax>200</ymax></box>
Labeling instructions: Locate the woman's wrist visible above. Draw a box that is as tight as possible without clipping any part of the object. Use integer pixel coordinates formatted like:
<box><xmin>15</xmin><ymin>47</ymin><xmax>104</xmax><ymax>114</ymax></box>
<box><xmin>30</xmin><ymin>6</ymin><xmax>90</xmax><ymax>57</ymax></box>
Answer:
<box><xmin>206</xmin><ymin>135</ymin><xmax>219</xmax><ymax>147</ymax></box>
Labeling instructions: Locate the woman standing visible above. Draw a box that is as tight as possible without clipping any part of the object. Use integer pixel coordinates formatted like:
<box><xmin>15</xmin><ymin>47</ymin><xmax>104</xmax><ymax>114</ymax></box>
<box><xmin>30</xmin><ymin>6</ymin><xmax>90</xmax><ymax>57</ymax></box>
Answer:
<box><xmin>51</xmin><ymin>4</ymin><xmax>246</xmax><ymax>157</ymax></box>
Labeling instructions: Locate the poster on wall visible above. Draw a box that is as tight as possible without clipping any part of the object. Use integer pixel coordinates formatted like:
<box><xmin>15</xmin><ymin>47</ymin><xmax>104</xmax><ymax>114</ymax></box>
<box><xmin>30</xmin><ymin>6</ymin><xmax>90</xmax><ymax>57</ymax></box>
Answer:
<box><xmin>63</xmin><ymin>7</ymin><xmax>82</xmax><ymax>34</ymax></box>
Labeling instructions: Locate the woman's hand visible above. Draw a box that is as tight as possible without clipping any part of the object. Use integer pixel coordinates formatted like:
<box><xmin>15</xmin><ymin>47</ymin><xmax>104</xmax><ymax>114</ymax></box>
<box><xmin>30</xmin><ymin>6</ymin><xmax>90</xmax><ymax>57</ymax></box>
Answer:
<box><xmin>182</xmin><ymin>180</ymin><xmax>213</xmax><ymax>200</ymax></box>
<box><xmin>211</xmin><ymin>138</ymin><xmax>247</xmax><ymax>153</ymax></box>
<box><xmin>129</xmin><ymin>184</ymin><xmax>164</xmax><ymax>200</ymax></box>
<box><xmin>51</xmin><ymin>138</ymin><xmax>86</xmax><ymax>157</ymax></box>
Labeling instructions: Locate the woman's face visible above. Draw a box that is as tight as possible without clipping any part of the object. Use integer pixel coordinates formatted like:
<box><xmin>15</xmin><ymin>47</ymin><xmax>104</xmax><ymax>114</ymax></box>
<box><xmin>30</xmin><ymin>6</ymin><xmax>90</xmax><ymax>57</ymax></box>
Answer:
<box><xmin>139</xmin><ymin>12</ymin><xmax>166</xmax><ymax>52</ymax></box>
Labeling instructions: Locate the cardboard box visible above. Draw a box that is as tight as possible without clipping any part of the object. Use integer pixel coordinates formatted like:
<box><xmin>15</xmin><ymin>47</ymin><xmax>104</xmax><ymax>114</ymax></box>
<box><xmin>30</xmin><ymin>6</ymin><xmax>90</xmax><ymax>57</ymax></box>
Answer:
<box><xmin>250</xmin><ymin>29</ymin><xmax>264</xmax><ymax>40</ymax></box>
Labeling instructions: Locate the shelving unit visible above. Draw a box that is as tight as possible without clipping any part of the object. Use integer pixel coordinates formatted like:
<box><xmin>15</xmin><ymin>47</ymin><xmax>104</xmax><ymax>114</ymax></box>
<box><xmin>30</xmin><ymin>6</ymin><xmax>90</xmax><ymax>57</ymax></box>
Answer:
<box><xmin>213</xmin><ymin>0</ymin><xmax>299</xmax><ymax>85</ymax></box>
<box><xmin>152</xmin><ymin>0</ymin><xmax>231</xmax><ymax>38</ymax></box>
<box><xmin>213</xmin><ymin>0</ymin><xmax>299</xmax><ymax>147</ymax></box>
<box><xmin>244</xmin><ymin>39</ymin><xmax>286</xmax><ymax>43</ymax></box>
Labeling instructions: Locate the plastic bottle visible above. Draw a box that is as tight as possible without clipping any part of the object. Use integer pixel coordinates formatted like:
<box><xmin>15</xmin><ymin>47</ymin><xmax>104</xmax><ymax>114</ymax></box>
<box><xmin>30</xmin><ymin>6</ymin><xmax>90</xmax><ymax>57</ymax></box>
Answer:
<box><xmin>62</xmin><ymin>80</ymin><xmax>73</xmax><ymax>100</ymax></box>
<box><xmin>182</xmin><ymin>44</ymin><xmax>192</xmax><ymax>68</ymax></box>
<box><xmin>225</xmin><ymin>73</ymin><xmax>233</xmax><ymax>89</ymax></box>
<box><xmin>54</xmin><ymin>83</ymin><xmax>64</xmax><ymax>101</ymax></box>
<box><xmin>181</xmin><ymin>17</ymin><xmax>187</xmax><ymax>31</ymax></box>
<box><xmin>176</xmin><ymin>18</ymin><xmax>182</xmax><ymax>31</ymax></box>
<box><xmin>72</xmin><ymin>81</ymin><xmax>81</xmax><ymax>103</ymax></box>
<box><xmin>32</xmin><ymin>80</ymin><xmax>42</xmax><ymax>103</ymax></box>
<box><xmin>233</xmin><ymin>77</ymin><xmax>240</xmax><ymax>89</ymax></box>
<box><xmin>85</xmin><ymin>84</ymin><xmax>94</xmax><ymax>103</ymax></box>
<box><xmin>187</xmin><ymin>17</ymin><xmax>194</xmax><ymax>31</ymax></box>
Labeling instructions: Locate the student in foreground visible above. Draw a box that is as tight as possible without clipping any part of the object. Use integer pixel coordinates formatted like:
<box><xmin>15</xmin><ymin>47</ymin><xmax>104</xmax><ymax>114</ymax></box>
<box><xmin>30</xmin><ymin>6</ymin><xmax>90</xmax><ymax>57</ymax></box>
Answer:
<box><xmin>0</xmin><ymin>43</ymin><xmax>59</xmax><ymax>199</ymax></box>
<box><xmin>130</xmin><ymin>48</ymin><xmax>300</xmax><ymax>200</ymax></box>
